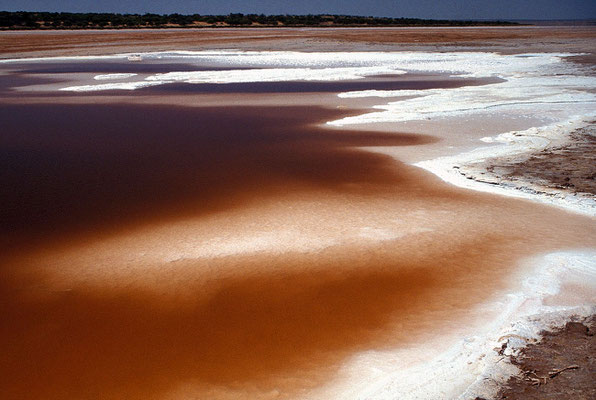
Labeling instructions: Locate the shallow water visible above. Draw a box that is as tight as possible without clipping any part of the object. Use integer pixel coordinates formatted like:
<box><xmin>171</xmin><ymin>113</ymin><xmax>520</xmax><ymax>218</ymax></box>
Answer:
<box><xmin>1</xmin><ymin>56</ymin><xmax>595</xmax><ymax>400</ymax></box>
<box><xmin>0</xmin><ymin>102</ymin><xmax>434</xmax><ymax>252</ymax></box>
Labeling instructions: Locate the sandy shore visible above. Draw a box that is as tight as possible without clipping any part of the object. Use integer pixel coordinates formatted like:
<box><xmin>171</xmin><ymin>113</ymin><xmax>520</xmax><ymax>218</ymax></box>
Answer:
<box><xmin>453</xmin><ymin>122</ymin><xmax>596</xmax><ymax>214</ymax></box>
<box><xmin>415</xmin><ymin>117</ymin><xmax>596</xmax><ymax>217</ymax></box>
<box><xmin>462</xmin><ymin>123</ymin><xmax>596</xmax><ymax>196</ymax></box>
<box><xmin>493</xmin><ymin>316</ymin><xmax>595</xmax><ymax>399</ymax></box>
<box><xmin>0</xmin><ymin>28</ymin><xmax>595</xmax><ymax>400</ymax></box>
<box><xmin>2</xmin><ymin>26</ymin><xmax>596</xmax><ymax>59</ymax></box>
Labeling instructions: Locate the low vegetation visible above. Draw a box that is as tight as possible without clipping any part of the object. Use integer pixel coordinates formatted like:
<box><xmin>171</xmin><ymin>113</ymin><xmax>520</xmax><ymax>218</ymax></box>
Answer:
<box><xmin>0</xmin><ymin>11</ymin><xmax>520</xmax><ymax>30</ymax></box>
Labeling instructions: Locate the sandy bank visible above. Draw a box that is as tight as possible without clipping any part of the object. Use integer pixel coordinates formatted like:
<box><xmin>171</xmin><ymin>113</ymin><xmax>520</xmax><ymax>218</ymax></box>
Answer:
<box><xmin>1</xmin><ymin>26</ymin><xmax>596</xmax><ymax>59</ymax></box>
<box><xmin>495</xmin><ymin>316</ymin><xmax>595</xmax><ymax>399</ymax></box>
<box><xmin>415</xmin><ymin>117</ymin><xmax>596</xmax><ymax>217</ymax></box>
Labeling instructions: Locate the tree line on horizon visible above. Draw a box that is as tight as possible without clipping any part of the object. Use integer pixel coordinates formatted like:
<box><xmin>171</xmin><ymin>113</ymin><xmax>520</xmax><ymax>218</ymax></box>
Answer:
<box><xmin>0</xmin><ymin>11</ymin><xmax>520</xmax><ymax>29</ymax></box>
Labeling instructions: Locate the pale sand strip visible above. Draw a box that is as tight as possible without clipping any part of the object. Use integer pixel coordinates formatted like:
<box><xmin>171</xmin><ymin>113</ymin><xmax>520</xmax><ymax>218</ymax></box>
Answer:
<box><xmin>415</xmin><ymin>116</ymin><xmax>596</xmax><ymax>217</ymax></box>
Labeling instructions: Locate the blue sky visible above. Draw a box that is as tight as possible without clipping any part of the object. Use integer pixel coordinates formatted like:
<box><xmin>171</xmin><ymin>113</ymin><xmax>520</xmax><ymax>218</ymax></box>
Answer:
<box><xmin>1</xmin><ymin>0</ymin><xmax>595</xmax><ymax>20</ymax></box>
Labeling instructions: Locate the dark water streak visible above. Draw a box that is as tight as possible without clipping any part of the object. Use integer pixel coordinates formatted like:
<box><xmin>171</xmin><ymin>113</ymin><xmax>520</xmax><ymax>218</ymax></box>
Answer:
<box><xmin>0</xmin><ymin>103</ymin><xmax>435</xmax><ymax>254</ymax></box>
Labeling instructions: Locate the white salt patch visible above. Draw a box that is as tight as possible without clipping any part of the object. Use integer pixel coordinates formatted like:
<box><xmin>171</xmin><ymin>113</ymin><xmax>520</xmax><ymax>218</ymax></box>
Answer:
<box><xmin>145</xmin><ymin>66</ymin><xmax>404</xmax><ymax>85</ymax></box>
<box><xmin>338</xmin><ymin>89</ymin><xmax>433</xmax><ymax>98</ymax></box>
<box><xmin>93</xmin><ymin>73</ymin><xmax>138</xmax><ymax>80</ymax></box>
<box><xmin>60</xmin><ymin>80</ymin><xmax>162</xmax><ymax>92</ymax></box>
<box><xmin>15</xmin><ymin>51</ymin><xmax>588</xmax><ymax>105</ymax></box>
<box><xmin>310</xmin><ymin>250</ymin><xmax>596</xmax><ymax>400</ymax></box>
<box><xmin>62</xmin><ymin>65</ymin><xmax>405</xmax><ymax>91</ymax></box>
<box><xmin>132</xmin><ymin>51</ymin><xmax>576</xmax><ymax>79</ymax></box>
<box><xmin>415</xmin><ymin>115</ymin><xmax>596</xmax><ymax>217</ymax></box>
<box><xmin>330</xmin><ymin>76</ymin><xmax>596</xmax><ymax>126</ymax></box>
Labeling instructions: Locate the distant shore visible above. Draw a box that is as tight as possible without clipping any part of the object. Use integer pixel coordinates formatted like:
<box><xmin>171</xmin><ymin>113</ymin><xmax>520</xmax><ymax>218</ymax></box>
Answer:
<box><xmin>0</xmin><ymin>11</ymin><xmax>522</xmax><ymax>30</ymax></box>
<box><xmin>2</xmin><ymin>25</ymin><xmax>596</xmax><ymax>62</ymax></box>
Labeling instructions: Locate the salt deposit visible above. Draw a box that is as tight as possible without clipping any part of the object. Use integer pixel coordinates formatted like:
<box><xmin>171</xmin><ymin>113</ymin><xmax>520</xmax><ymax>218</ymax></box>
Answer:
<box><xmin>94</xmin><ymin>73</ymin><xmax>138</xmax><ymax>80</ymax></box>
<box><xmin>306</xmin><ymin>249</ymin><xmax>596</xmax><ymax>400</ymax></box>
<box><xmin>415</xmin><ymin>116</ymin><xmax>596</xmax><ymax>217</ymax></box>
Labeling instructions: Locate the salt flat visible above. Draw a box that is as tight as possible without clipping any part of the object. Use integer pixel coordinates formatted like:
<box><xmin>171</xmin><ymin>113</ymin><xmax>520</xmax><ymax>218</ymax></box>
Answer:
<box><xmin>0</xmin><ymin>27</ymin><xmax>595</xmax><ymax>400</ymax></box>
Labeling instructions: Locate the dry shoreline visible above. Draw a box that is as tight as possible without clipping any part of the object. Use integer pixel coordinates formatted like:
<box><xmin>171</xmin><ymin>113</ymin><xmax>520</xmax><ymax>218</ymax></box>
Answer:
<box><xmin>458</xmin><ymin>122</ymin><xmax>596</xmax><ymax>207</ymax></box>
<box><xmin>492</xmin><ymin>317</ymin><xmax>595</xmax><ymax>399</ymax></box>
<box><xmin>0</xmin><ymin>27</ymin><xmax>595</xmax><ymax>399</ymax></box>
<box><xmin>2</xmin><ymin>26</ymin><xmax>596</xmax><ymax>60</ymax></box>
<box><xmin>414</xmin><ymin>117</ymin><xmax>596</xmax><ymax>217</ymax></box>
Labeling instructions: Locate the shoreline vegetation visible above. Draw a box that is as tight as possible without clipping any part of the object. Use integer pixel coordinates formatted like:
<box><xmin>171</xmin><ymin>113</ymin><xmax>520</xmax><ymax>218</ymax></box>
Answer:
<box><xmin>0</xmin><ymin>11</ymin><xmax>521</xmax><ymax>30</ymax></box>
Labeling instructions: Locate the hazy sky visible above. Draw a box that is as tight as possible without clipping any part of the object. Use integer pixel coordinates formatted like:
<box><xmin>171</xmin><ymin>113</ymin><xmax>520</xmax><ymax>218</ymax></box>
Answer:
<box><xmin>1</xmin><ymin>0</ymin><xmax>595</xmax><ymax>20</ymax></box>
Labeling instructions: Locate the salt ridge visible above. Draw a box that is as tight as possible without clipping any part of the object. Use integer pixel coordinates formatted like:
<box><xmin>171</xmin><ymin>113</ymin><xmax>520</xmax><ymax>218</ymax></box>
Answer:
<box><xmin>44</xmin><ymin>50</ymin><xmax>588</xmax><ymax>94</ymax></box>
<box><xmin>415</xmin><ymin>116</ymin><xmax>596</xmax><ymax>217</ymax></box>
<box><xmin>330</xmin><ymin>76</ymin><xmax>596</xmax><ymax>125</ymax></box>
<box><xmin>320</xmin><ymin>52</ymin><xmax>595</xmax><ymax>399</ymax></box>
<box><xmin>146</xmin><ymin>65</ymin><xmax>404</xmax><ymax>84</ymax></box>
<box><xmin>94</xmin><ymin>73</ymin><xmax>138</xmax><ymax>80</ymax></box>
<box><xmin>60</xmin><ymin>80</ymin><xmax>162</xmax><ymax>92</ymax></box>
<box><xmin>310</xmin><ymin>249</ymin><xmax>596</xmax><ymax>400</ymax></box>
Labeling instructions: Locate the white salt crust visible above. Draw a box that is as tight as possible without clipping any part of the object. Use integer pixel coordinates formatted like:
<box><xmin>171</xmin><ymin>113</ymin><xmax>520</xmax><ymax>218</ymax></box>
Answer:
<box><xmin>415</xmin><ymin>115</ymin><xmax>596</xmax><ymax>217</ymax></box>
<box><xmin>20</xmin><ymin>50</ymin><xmax>585</xmax><ymax>100</ymax></box>
<box><xmin>321</xmin><ymin>52</ymin><xmax>595</xmax><ymax>399</ymax></box>
<box><xmin>93</xmin><ymin>73</ymin><xmax>138</xmax><ymax>80</ymax></box>
<box><xmin>310</xmin><ymin>250</ymin><xmax>596</xmax><ymax>400</ymax></box>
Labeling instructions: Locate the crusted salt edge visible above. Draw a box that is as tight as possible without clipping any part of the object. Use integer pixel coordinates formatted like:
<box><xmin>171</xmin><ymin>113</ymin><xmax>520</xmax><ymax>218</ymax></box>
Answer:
<box><xmin>316</xmin><ymin>52</ymin><xmax>595</xmax><ymax>399</ymax></box>
<box><xmin>459</xmin><ymin>250</ymin><xmax>596</xmax><ymax>399</ymax></box>
<box><xmin>460</xmin><ymin>250</ymin><xmax>595</xmax><ymax>399</ymax></box>
<box><xmin>61</xmin><ymin>66</ymin><xmax>405</xmax><ymax>91</ymax></box>
<box><xmin>324</xmin><ymin>54</ymin><xmax>596</xmax><ymax>215</ymax></box>
<box><xmin>146</xmin><ymin>65</ymin><xmax>405</xmax><ymax>84</ymax></box>
<box><xmin>43</xmin><ymin>50</ymin><xmax>582</xmax><ymax>92</ymax></box>
<box><xmin>133</xmin><ymin>50</ymin><xmax>578</xmax><ymax>76</ymax></box>
<box><xmin>330</xmin><ymin>75</ymin><xmax>596</xmax><ymax>126</ymax></box>
<box><xmin>414</xmin><ymin>115</ymin><xmax>596</xmax><ymax>217</ymax></box>
<box><xmin>93</xmin><ymin>73</ymin><xmax>138</xmax><ymax>80</ymax></box>
<box><xmin>1</xmin><ymin>50</ymin><xmax>578</xmax><ymax>73</ymax></box>
<box><xmin>59</xmin><ymin>81</ymin><xmax>163</xmax><ymax>92</ymax></box>
<box><xmin>319</xmin><ymin>250</ymin><xmax>596</xmax><ymax>400</ymax></box>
